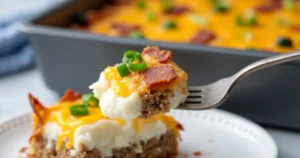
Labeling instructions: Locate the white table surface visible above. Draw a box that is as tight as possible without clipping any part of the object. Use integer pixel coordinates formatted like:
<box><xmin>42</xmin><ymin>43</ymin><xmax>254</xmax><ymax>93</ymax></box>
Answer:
<box><xmin>0</xmin><ymin>68</ymin><xmax>299</xmax><ymax>158</ymax></box>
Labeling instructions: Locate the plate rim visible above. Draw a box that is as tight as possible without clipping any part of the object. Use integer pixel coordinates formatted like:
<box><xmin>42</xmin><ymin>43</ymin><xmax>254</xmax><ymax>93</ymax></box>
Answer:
<box><xmin>0</xmin><ymin>109</ymin><xmax>278</xmax><ymax>158</ymax></box>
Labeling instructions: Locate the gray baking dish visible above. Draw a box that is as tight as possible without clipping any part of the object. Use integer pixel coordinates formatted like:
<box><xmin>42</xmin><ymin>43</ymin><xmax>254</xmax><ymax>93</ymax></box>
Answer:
<box><xmin>20</xmin><ymin>0</ymin><xmax>300</xmax><ymax>130</ymax></box>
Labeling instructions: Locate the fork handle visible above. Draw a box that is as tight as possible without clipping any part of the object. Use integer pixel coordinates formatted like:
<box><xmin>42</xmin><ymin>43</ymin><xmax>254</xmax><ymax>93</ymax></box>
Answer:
<box><xmin>234</xmin><ymin>50</ymin><xmax>300</xmax><ymax>81</ymax></box>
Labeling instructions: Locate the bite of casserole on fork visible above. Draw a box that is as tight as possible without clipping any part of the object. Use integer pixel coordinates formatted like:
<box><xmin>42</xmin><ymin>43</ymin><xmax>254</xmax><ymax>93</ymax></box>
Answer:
<box><xmin>90</xmin><ymin>46</ymin><xmax>188</xmax><ymax>120</ymax></box>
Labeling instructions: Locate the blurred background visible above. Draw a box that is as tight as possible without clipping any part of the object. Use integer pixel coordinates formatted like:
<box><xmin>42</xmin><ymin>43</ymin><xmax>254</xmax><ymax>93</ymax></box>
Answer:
<box><xmin>0</xmin><ymin>0</ymin><xmax>64</xmax><ymax>120</ymax></box>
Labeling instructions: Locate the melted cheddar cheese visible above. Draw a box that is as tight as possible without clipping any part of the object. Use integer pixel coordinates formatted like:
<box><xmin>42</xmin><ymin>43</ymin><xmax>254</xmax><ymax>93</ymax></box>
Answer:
<box><xmin>73</xmin><ymin>0</ymin><xmax>300</xmax><ymax>53</ymax></box>
<box><xmin>32</xmin><ymin>99</ymin><xmax>180</xmax><ymax>150</ymax></box>
<box><xmin>101</xmin><ymin>55</ymin><xmax>187</xmax><ymax>97</ymax></box>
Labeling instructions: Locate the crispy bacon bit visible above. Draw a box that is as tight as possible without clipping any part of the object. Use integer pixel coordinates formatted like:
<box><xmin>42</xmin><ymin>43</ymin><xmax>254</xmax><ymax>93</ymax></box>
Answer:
<box><xmin>19</xmin><ymin>147</ymin><xmax>28</xmax><ymax>153</ymax></box>
<box><xmin>142</xmin><ymin>64</ymin><xmax>178</xmax><ymax>88</ymax></box>
<box><xmin>141</xmin><ymin>46</ymin><xmax>172</xmax><ymax>63</ymax></box>
<box><xmin>189</xmin><ymin>30</ymin><xmax>216</xmax><ymax>45</ymax></box>
<box><xmin>28</xmin><ymin>93</ymin><xmax>47</xmax><ymax>124</ymax></box>
<box><xmin>193</xmin><ymin>151</ymin><xmax>202</xmax><ymax>156</ymax></box>
<box><xmin>291</xmin><ymin>25</ymin><xmax>300</xmax><ymax>32</ymax></box>
<box><xmin>165</xmin><ymin>6</ymin><xmax>190</xmax><ymax>15</ymax></box>
<box><xmin>176</xmin><ymin>122</ymin><xmax>184</xmax><ymax>130</ymax></box>
<box><xmin>111</xmin><ymin>23</ymin><xmax>140</xmax><ymax>36</ymax></box>
<box><xmin>255</xmin><ymin>4</ymin><xmax>278</xmax><ymax>12</ymax></box>
<box><xmin>255</xmin><ymin>0</ymin><xmax>281</xmax><ymax>12</ymax></box>
<box><xmin>29</xmin><ymin>126</ymin><xmax>43</xmax><ymax>142</ymax></box>
<box><xmin>59</xmin><ymin>89</ymin><xmax>82</xmax><ymax>102</ymax></box>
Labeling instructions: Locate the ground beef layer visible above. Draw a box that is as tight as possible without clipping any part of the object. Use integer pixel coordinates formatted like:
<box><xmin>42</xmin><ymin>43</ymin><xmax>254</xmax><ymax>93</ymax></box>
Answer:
<box><xmin>139</xmin><ymin>90</ymin><xmax>174</xmax><ymax>119</ymax></box>
<box><xmin>29</xmin><ymin>131</ymin><xmax>178</xmax><ymax>158</ymax></box>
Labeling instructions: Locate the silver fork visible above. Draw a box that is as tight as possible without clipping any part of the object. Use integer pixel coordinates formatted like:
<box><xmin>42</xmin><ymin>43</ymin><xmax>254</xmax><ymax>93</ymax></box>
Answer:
<box><xmin>178</xmin><ymin>50</ymin><xmax>300</xmax><ymax>110</ymax></box>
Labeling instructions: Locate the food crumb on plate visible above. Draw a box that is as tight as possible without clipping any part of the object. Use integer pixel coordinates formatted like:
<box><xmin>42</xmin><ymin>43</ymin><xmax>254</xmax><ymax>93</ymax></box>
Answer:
<box><xmin>19</xmin><ymin>147</ymin><xmax>28</xmax><ymax>153</ymax></box>
<box><xmin>208</xmin><ymin>139</ymin><xmax>213</xmax><ymax>144</ymax></box>
<box><xmin>193</xmin><ymin>151</ymin><xmax>202</xmax><ymax>156</ymax></box>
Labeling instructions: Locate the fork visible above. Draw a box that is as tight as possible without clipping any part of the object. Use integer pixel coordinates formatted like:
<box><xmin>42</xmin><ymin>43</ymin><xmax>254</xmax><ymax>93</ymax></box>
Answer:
<box><xmin>178</xmin><ymin>50</ymin><xmax>300</xmax><ymax>110</ymax></box>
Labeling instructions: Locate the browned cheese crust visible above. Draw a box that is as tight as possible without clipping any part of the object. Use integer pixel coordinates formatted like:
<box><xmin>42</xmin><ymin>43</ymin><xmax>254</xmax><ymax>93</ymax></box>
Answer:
<box><xmin>139</xmin><ymin>90</ymin><xmax>174</xmax><ymax>119</ymax></box>
<box><xmin>29</xmin><ymin>131</ymin><xmax>178</xmax><ymax>158</ymax></box>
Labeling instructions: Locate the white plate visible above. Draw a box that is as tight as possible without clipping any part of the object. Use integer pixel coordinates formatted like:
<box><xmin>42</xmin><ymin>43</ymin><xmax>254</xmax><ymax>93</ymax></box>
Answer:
<box><xmin>0</xmin><ymin>109</ymin><xmax>277</xmax><ymax>158</ymax></box>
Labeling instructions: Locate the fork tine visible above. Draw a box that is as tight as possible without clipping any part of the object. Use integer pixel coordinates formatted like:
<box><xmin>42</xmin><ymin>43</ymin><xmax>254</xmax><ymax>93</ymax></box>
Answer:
<box><xmin>187</xmin><ymin>92</ymin><xmax>202</xmax><ymax>97</ymax></box>
<box><xmin>185</xmin><ymin>98</ymin><xmax>202</xmax><ymax>102</ymax></box>
<box><xmin>187</xmin><ymin>86</ymin><xmax>202</xmax><ymax>92</ymax></box>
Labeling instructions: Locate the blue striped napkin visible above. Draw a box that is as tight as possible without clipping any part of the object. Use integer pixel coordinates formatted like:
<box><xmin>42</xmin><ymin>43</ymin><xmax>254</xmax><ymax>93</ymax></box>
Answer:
<box><xmin>0</xmin><ymin>0</ymin><xmax>61</xmax><ymax>76</ymax></box>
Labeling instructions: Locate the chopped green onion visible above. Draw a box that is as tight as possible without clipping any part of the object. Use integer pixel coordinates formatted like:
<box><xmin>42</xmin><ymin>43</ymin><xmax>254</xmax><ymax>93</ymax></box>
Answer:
<box><xmin>235</xmin><ymin>10</ymin><xmax>257</xmax><ymax>26</ymax></box>
<box><xmin>163</xmin><ymin>20</ymin><xmax>177</xmax><ymax>29</ymax></box>
<box><xmin>161</xmin><ymin>0</ymin><xmax>173</xmax><ymax>12</ymax></box>
<box><xmin>136</xmin><ymin>1</ymin><xmax>146</xmax><ymax>9</ymax></box>
<box><xmin>213</xmin><ymin>3</ymin><xmax>228</xmax><ymax>13</ymax></box>
<box><xmin>122</xmin><ymin>50</ymin><xmax>140</xmax><ymax>63</ymax></box>
<box><xmin>128</xmin><ymin>54</ymin><xmax>147</xmax><ymax>71</ymax></box>
<box><xmin>69</xmin><ymin>104</ymin><xmax>88</xmax><ymax>116</ymax></box>
<box><xmin>145</xmin><ymin>11</ymin><xmax>156</xmax><ymax>21</ymax></box>
<box><xmin>82</xmin><ymin>93</ymin><xmax>99</xmax><ymax>107</ymax></box>
<box><xmin>117</xmin><ymin>63</ymin><xmax>130</xmax><ymax>77</ymax></box>
<box><xmin>129</xmin><ymin>31</ymin><xmax>145</xmax><ymax>40</ymax></box>
<box><xmin>283</xmin><ymin>0</ymin><xmax>295</xmax><ymax>11</ymax></box>
<box><xmin>245</xmin><ymin>9</ymin><xmax>257</xmax><ymax>25</ymax></box>
<box><xmin>189</xmin><ymin>14</ymin><xmax>208</xmax><ymax>26</ymax></box>
<box><xmin>276</xmin><ymin>37</ymin><xmax>293</xmax><ymax>47</ymax></box>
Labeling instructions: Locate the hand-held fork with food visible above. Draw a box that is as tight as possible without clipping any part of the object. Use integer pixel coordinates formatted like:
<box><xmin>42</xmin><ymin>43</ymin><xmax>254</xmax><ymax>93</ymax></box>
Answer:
<box><xmin>178</xmin><ymin>50</ymin><xmax>300</xmax><ymax>110</ymax></box>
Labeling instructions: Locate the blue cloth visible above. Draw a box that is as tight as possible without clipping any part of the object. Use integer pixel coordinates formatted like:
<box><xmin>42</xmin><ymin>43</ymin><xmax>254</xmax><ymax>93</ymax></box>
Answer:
<box><xmin>0</xmin><ymin>0</ymin><xmax>60</xmax><ymax>76</ymax></box>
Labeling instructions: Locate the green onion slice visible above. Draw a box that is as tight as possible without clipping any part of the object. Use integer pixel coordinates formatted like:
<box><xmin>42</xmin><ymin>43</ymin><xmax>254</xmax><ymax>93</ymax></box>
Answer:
<box><xmin>163</xmin><ymin>20</ymin><xmax>177</xmax><ymax>29</ymax></box>
<box><xmin>122</xmin><ymin>50</ymin><xmax>140</xmax><ymax>63</ymax></box>
<box><xmin>82</xmin><ymin>93</ymin><xmax>99</xmax><ymax>107</ymax></box>
<box><xmin>69</xmin><ymin>104</ymin><xmax>88</xmax><ymax>116</ymax></box>
<box><xmin>213</xmin><ymin>3</ymin><xmax>228</xmax><ymax>13</ymax></box>
<box><xmin>235</xmin><ymin>10</ymin><xmax>257</xmax><ymax>26</ymax></box>
<box><xmin>129</xmin><ymin>31</ymin><xmax>145</xmax><ymax>40</ymax></box>
<box><xmin>117</xmin><ymin>63</ymin><xmax>130</xmax><ymax>77</ymax></box>
<box><xmin>128</xmin><ymin>54</ymin><xmax>146</xmax><ymax>71</ymax></box>
<box><xmin>137</xmin><ymin>1</ymin><xmax>146</xmax><ymax>9</ymax></box>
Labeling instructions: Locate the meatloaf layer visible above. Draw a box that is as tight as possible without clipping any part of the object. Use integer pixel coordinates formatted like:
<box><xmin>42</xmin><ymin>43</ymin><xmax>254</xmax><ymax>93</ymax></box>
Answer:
<box><xmin>139</xmin><ymin>90</ymin><xmax>174</xmax><ymax>119</ymax></box>
<box><xmin>29</xmin><ymin>131</ymin><xmax>178</xmax><ymax>158</ymax></box>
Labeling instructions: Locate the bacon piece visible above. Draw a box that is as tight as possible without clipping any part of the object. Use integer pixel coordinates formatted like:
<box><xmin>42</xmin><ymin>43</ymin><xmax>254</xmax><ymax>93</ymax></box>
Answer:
<box><xmin>28</xmin><ymin>93</ymin><xmax>47</xmax><ymax>124</ymax></box>
<box><xmin>29</xmin><ymin>126</ymin><xmax>43</xmax><ymax>142</ymax></box>
<box><xmin>60</xmin><ymin>89</ymin><xmax>82</xmax><ymax>102</ymax></box>
<box><xmin>165</xmin><ymin>6</ymin><xmax>190</xmax><ymax>15</ymax></box>
<box><xmin>142</xmin><ymin>46</ymin><xmax>172</xmax><ymax>63</ymax></box>
<box><xmin>111</xmin><ymin>23</ymin><xmax>140</xmax><ymax>36</ymax></box>
<box><xmin>177</xmin><ymin>122</ymin><xmax>184</xmax><ymax>130</ymax></box>
<box><xmin>255</xmin><ymin>4</ymin><xmax>278</xmax><ymax>12</ymax></box>
<box><xmin>142</xmin><ymin>64</ymin><xmax>178</xmax><ymax>88</ymax></box>
<box><xmin>255</xmin><ymin>0</ymin><xmax>281</xmax><ymax>12</ymax></box>
<box><xmin>193</xmin><ymin>151</ymin><xmax>202</xmax><ymax>156</ymax></box>
<box><xmin>19</xmin><ymin>147</ymin><xmax>28</xmax><ymax>153</ymax></box>
<box><xmin>28</xmin><ymin>94</ymin><xmax>48</xmax><ymax>142</ymax></box>
<box><xmin>189</xmin><ymin>30</ymin><xmax>216</xmax><ymax>45</ymax></box>
<box><xmin>291</xmin><ymin>25</ymin><xmax>300</xmax><ymax>32</ymax></box>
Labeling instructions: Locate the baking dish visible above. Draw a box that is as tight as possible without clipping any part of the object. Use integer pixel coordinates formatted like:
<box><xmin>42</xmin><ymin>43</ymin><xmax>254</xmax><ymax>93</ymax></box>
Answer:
<box><xmin>20</xmin><ymin>0</ymin><xmax>300</xmax><ymax>130</ymax></box>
